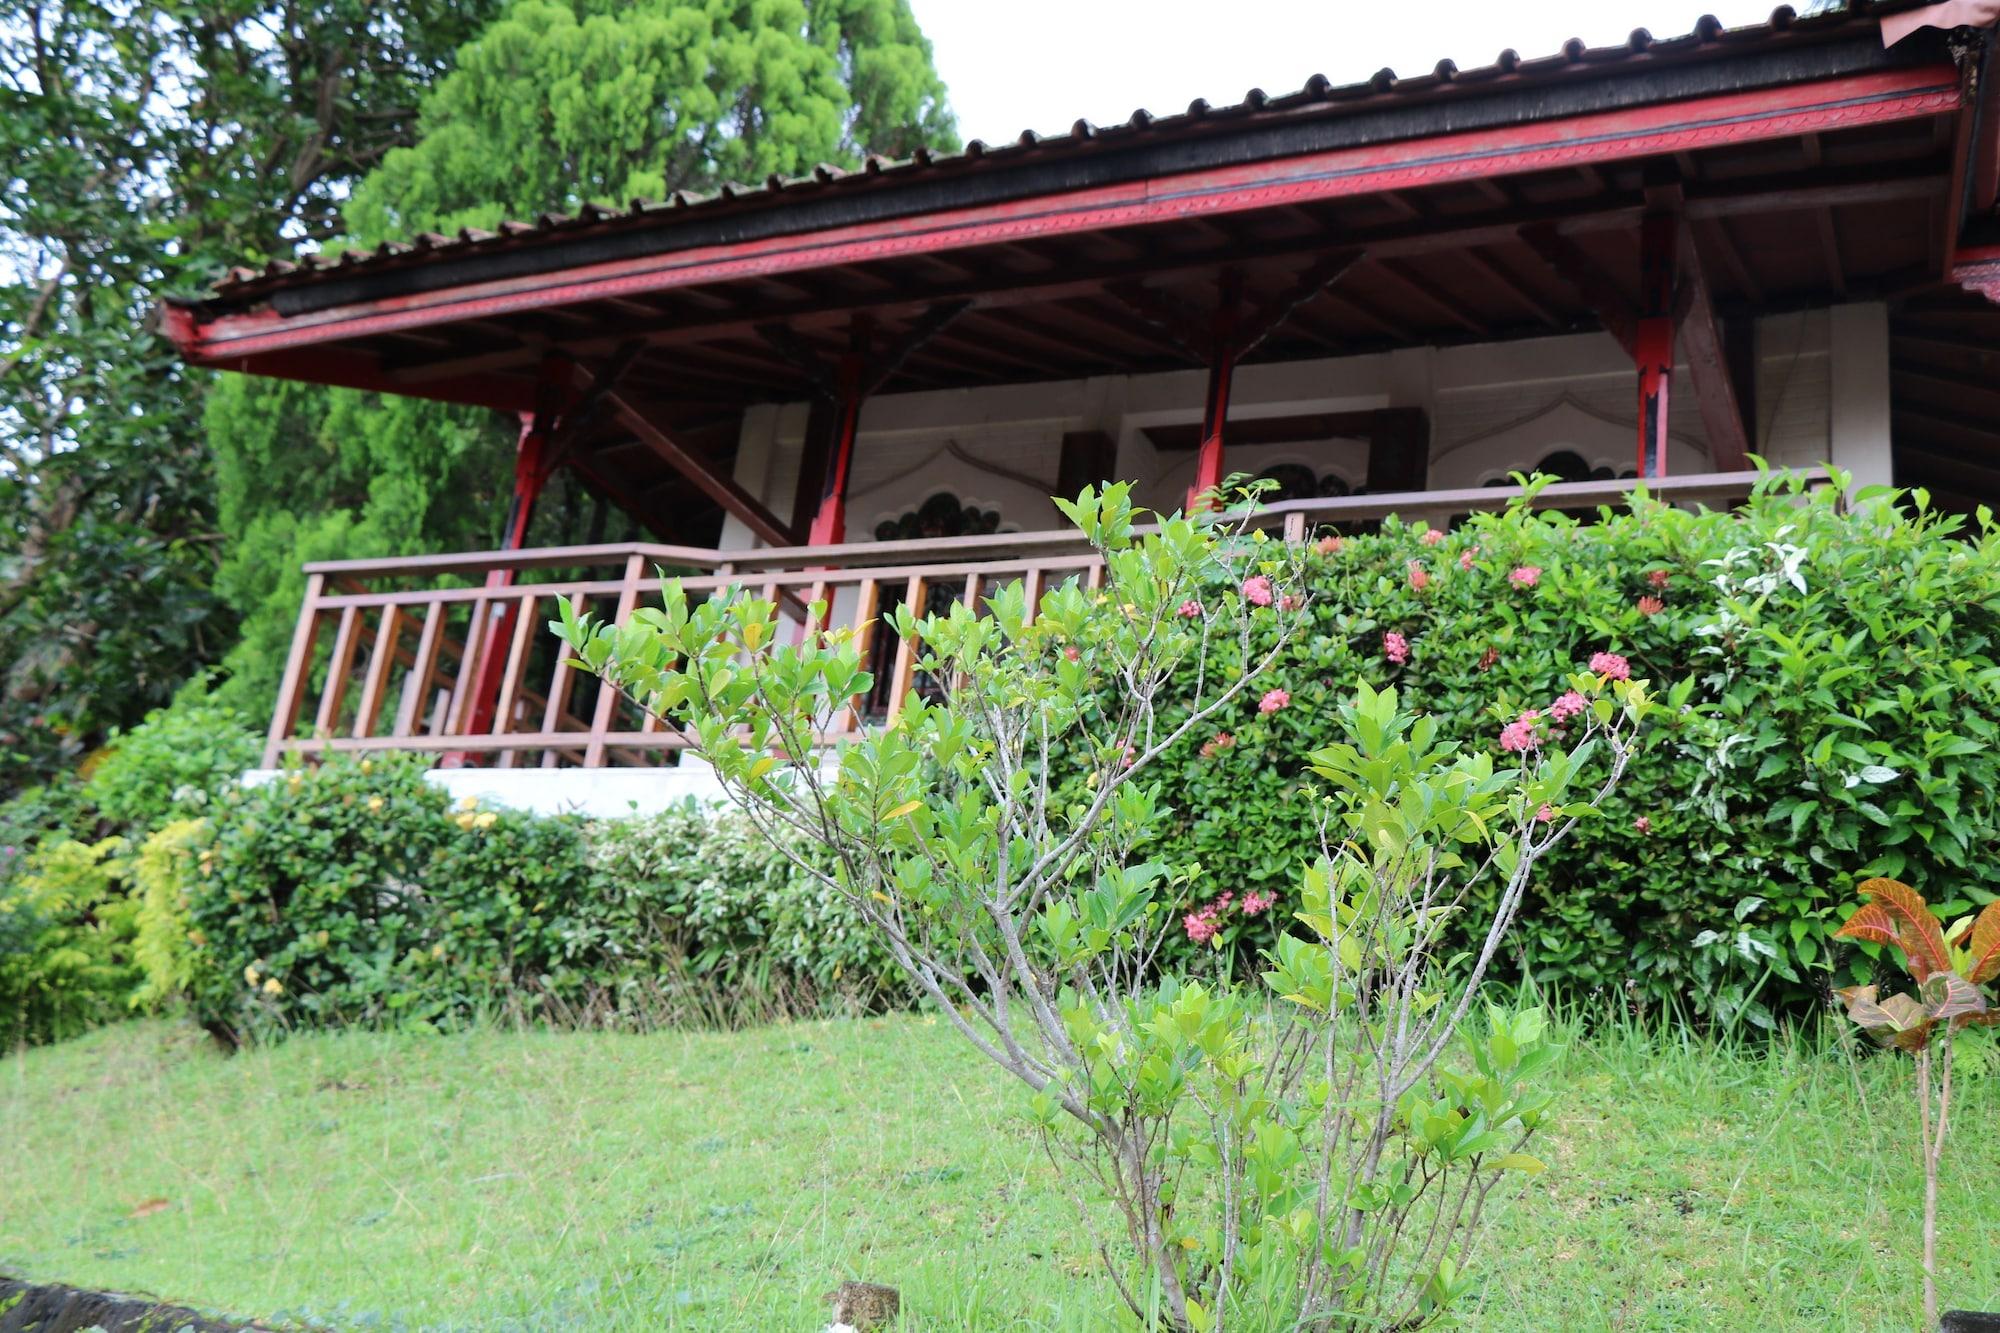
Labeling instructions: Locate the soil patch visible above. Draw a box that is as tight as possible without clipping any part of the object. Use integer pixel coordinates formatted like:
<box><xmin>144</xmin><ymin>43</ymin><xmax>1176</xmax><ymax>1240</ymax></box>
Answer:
<box><xmin>0</xmin><ymin>1278</ymin><xmax>270</xmax><ymax>1332</ymax></box>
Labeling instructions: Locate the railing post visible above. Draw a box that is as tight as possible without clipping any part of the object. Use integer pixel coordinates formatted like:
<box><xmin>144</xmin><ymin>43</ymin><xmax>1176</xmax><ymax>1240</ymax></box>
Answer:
<box><xmin>263</xmin><ymin>572</ymin><xmax>326</xmax><ymax>768</ymax></box>
<box><xmin>584</xmin><ymin>553</ymin><xmax>646</xmax><ymax>768</ymax></box>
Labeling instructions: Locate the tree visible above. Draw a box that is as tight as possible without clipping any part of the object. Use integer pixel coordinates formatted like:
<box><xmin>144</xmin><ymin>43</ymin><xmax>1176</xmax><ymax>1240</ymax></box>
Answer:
<box><xmin>208</xmin><ymin>0</ymin><xmax>959</xmax><ymax>711</ymax></box>
<box><xmin>343</xmin><ymin>0</ymin><xmax>957</xmax><ymax>240</ymax></box>
<box><xmin>553</xmin><ymin>484</ymin><xmax>1649</xmax><ymax>1329</ymax></box>
<box><xmin>0</xmin><ymin>0</ymin><xmax>507</xmax><ymax>791</ymax></box>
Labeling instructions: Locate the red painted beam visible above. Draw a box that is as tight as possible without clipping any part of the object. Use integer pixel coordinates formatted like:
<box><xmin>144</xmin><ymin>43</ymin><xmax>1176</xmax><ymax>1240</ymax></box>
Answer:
<box><xmin>1190</xmin><ymin>347</ymin><xmax>1235</xmax><ymax>512</ymax></box>
<box><xmin>808</xmin><ymin>353</ymin><xmax>867</xmax><ymax>547</ymax></box>
<box><xmin>454</xmin><ymin>357</ymin><xmax>573</xmax><ymax>763</ymax></box>
<box><xmin>1182</xmin><ymin>271</ymin><xmax>1249</xmax><ymax>512</ymax></box>
<box><xmin>1636</xmin><ymin>212</ymin><xmax>1678</xmax><ymax>480</ymax></box>
<box><xmin>177</xmin><ymin>66</ymin><xmax>1960</xmax><ymax>365</ymax></box>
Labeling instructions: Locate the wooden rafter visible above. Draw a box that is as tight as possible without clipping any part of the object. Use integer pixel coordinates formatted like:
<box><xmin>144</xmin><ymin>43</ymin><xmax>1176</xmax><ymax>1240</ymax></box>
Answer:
<box><xmin>604</xmin><ymin>389</ymin><xmax>792</xmax><ymax>546</ymax></box>
<box><xmin>1231</xmin><ymin>250</ymin><xmax>1363</xmax><ymax>360</ymax></box>
<box><xmin>1324</xmin><ymin>288</ymin><xmax>1416</xmax><ymax>343</ymax></box>
<box><xmin>1105</xmin><ymin>280</ymin><xmax>1217</xmax><ymax>358</ymax></box>
<box><xmin>1700</xmin><ymin>217</ymin><xmax>1763</xmax><ymax>304</ymax></box>
<box><xmin>866</xmin><ymin>301</ymin><xmax>970</xmax><ymax>391</ymax></box>
<box><xmin>1372</xmin><ymin>260</ymin><xmax>1489</xmax><ymax>336</ymax></box>
<box><xmin>1815</xmin><ymin>208</ymin><xmax>1848</xmax><ymax>297</ymax></box>
<box><xmin>1459</xmin><ymin>248</ymin><xmax>1562</xmax><ymax>328</ymax></box>
<box><xmin>1519</xmin><ymin>225</ymin><xmax>1638</xmax><ymax>354</ymax></box>
<box><xmin>343</xmin><ymin>170</ymin><xmax>1946</xmax><ymax>390</ymax></box>
<box><xmin>1672</xmin><ymin>222</ymin><xmax>1751</xmax><ymax>471</ymax></box>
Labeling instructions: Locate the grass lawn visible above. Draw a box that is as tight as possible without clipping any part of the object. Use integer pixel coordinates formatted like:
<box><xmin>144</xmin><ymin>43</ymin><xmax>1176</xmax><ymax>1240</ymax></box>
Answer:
<box><xmin>2</xmin><ymin>1012</ymin><xmax>1995</xmax><ymax>1331</ymax></box>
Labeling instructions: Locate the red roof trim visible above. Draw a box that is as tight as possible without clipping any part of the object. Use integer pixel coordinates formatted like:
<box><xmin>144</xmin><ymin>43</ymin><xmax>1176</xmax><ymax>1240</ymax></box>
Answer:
<box><xmin>193</xmin><ymin>4</ymin><xmax>1929</xmax><ymax>304</ymax></box>
<box><xmin>180</xmin><ymin>64</ymin><xmax>1959</xmax><ymax>366</ymax></box>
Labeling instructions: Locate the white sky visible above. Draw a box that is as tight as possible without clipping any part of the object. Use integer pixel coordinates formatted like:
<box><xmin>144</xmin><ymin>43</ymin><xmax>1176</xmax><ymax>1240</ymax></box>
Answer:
<box><xmin>908</xmin><ymin>0</ymin><xmax>1795</xmax><ymax>142</ymax></box>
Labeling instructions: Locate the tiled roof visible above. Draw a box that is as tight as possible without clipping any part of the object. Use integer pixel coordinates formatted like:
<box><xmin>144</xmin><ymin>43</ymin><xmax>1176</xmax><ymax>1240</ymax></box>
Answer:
<box><xmin>203</xmin><ymin>3</ymin><xmax>1919</xmax><ymax>300</ymax></box>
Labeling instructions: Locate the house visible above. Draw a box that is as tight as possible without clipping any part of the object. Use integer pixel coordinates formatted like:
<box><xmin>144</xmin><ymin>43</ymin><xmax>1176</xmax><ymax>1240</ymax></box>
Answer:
<box><xmin>163</xmin><ymin>2</ymin><xmax>2000</xmax><ymax>812</ymax></box>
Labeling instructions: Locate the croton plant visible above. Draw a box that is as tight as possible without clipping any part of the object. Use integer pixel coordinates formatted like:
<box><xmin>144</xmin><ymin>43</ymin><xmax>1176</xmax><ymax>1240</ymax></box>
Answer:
<box><xmin>1832</xmin><ymin>878</ymin><xmax>1999</xmax><ymax>1329</ymax></box>
<box><xmin>1835</xmin><ymin>878</ymin><xmax>1999</xmax><ymax>1046</ymax></box>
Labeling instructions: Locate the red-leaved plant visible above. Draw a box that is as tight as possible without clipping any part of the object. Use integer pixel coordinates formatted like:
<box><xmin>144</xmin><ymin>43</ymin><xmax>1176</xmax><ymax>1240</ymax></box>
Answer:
<box><xmin>1834</xmin><ymin>878</ymin><xmax>2000</xmax><ymax>1328</ymax></box>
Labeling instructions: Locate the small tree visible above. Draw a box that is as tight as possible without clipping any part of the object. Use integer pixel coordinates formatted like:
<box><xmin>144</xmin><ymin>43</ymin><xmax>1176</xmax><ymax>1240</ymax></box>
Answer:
<box><xmin>555</xmin><ymin>485</ymin><xmax>1646</xmax><ymax>1329</ymax></box>
<box><xmin>1833</xmin><ymin>879</ymin><xmax>1999</xmax><ymax>1329</ymax></box>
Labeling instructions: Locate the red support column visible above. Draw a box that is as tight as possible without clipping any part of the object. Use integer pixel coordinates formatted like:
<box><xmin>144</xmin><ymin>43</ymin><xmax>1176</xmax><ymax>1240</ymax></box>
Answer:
<box><xmin>807</xmin><ymin>319</ymin><xmax>872</xmax><ymax>547</ymax></box>
<box><xmin>1188</xmin><ymin>348</ymin><xmax>1236</xmax><ymax>512</ymax></box>
<box><xmin>1636</xmin><ymin>212</ymin><xmax>1678</xmax><ymax>479</ymax></box>
<box><xmin>451</xmin><ymin>362</ymin><xmax>567</xmax><ymax>761</ymax></box>
<box><xmin>1187</xmin><ymin>271</ymin><xmax>1242</xmax><ymax>513</ymax></box>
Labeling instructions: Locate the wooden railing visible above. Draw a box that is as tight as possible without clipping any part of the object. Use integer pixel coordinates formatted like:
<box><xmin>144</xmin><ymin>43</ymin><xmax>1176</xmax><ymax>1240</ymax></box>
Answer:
<box><xmin>264</xmin><ymin>469</ymin><xmax>1819</xmax><ymax>769</ymax></box>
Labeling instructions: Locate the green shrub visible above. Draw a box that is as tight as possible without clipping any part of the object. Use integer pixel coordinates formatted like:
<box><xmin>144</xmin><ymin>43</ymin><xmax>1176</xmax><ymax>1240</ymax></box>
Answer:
<box><xmin>0</xmin><ymin>777</ymin><xmax>99</xmax><ymax>880</ymax></box>
<box><xmin>582</xmin><ymin>805</ymin><xmax>904</xmax><ymax>1014</ymax></box>
<box><xmin>180</xmin><ymin>756</ymin><xmax>877</xmax><ymax>1036</ymax></box>
<box><xmin>85</xmin><ymin>695</ymin><xmax>262</xmax><ymax>832</ymax></box>
<box><xmin>0</xmin><ymin>836</ymin><xmax>142</xmax><ymax>1046</ymax></box>
<box><xmin>1111</xmin><ymin>474</ymin><xmax>2000</xmax><ymax>1025</ymax></box>
<box><xmin>186</xmin><ymin>754</ymin><xmax>459</xmax><ymax>1032</ymax></box>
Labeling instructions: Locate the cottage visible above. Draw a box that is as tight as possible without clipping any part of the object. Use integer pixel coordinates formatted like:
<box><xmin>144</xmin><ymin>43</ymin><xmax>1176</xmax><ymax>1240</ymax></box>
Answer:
<box><xmin>164</xmin><ymin>3</ymin><xmax>2000</xmax><ymax>807</ymax></box>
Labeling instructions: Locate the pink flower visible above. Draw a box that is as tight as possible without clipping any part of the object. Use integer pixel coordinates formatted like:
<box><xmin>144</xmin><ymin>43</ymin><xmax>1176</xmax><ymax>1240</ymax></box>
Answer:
<box><xmin>1063</xmin><ymin>646</ymin><xmax>1080</xmax><ymax>662</ymax></box>
<box><xmin>1536</xmin><ymin>803</ymin><xmax>1557</xmax><ymax>824</ymax></box>
<box><xmin>1120</xmin><ymin>743</ymin><xmax>1137</xmax><ymax>769</ymax></box>
<box><xmin>1588</xmin><ymin>651</ymin><xmax>1631</xmax><ymax>681</ymax></box>
<box><xmin>1384</xmin><ymin>631</ymin><xmax>1410</xmax><ymax>665</ymax></box>
<box><xmin>1509</xmin><ymin>566</ymin><xmax>1542</xmax><ymax>589</ymax></box>
<box><xmin>1459</xmin><ymin>547</ymin><xmax>1479</xmax><ymax>572</ymax></box>
<box><xmin>1241</xmin><ymin>575</ymin><xmax>1274</xmax><ymax>607</ymax></box>
<box><xmin>1648</xmin><ymin>569</ymin><xmax>1671</xmax><ymax>589</ymax></box>
<box><xmin>1407</xmin><ymin>562</ymin><xmax>1431</xmax><ymax>592</ymax></box>
<box><xmin>1500</xmin><ymin>709</ymin><xmax>1542</xmax><ymax>753</ymax></box>
<box><xmin>1199</xmin><ymin>732</ymin><xmax>1235</xmax><ymax>759</ymax></box>
<box><xmin>1259</xmin><ymin>688</ymin><xmax>1291</xmax><ymax>714</ymax></box>
<box><xmin>1280</xmin><ymin>594</ymin><xmax>1302</xmax><ymax>612</ymax></box>
<box><xmin>1240</xmin><ymin>891</ymin><xmax>1276</xmax><ymax>916</ymax></box>
<box><xmin>1316</xmin><ymin>535</ymin><xmax>1343</xmax><ymax>556</ymax></box>
<box><xmin>1177</xmin><ymin>599</ymin><xmax>1203</xmax><ymax>619</ymax></box>
<box><xmin>1548</xmin><ymin>690</ymin><xmax>1588</xmax><ymax>722</ymax></box>
<box><xmin>1633</xmin><ymin>815</ymin><xmax>1653</xmax><ymax>834</ymax></box>
<box><xmin>1637</xmin><ymin>595</ymin><xmax>1664</xmax><ymax>617</ymax></box>
<box><xmin>1184</xmin><ymin>910</ymin><xmax>1221</xmax><ymax>944</ymax></box>
<box><xmin>1420</xmin><ymin>528</ymin><xmax>1445</xmax><ymax>547</ymax></box>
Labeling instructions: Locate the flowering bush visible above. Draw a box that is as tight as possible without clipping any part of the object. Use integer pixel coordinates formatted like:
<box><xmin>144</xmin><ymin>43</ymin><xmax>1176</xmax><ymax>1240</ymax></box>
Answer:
<box><xmin>1109</xmin><ymin>471</ymin><xmax>2000</xmax><ymax>1025</ymax></box>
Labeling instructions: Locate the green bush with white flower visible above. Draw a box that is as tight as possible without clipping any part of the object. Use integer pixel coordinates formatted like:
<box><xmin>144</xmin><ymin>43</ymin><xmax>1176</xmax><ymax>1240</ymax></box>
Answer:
<box><xmin>1123</xmin><ymin>470</ymin><xmax>2000</xmax><ymax>1026</ymax></box>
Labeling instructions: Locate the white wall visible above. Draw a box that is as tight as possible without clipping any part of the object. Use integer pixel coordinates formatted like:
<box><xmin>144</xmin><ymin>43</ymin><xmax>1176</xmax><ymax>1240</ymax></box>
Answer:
<box><xmin>720</xmin><ymin>320</ymin><xmax>1857</xmax><ymax>551</ymax></box>
<box><xmin>246</xmin><ymin>765</ymin><xmax>732</xmax><ymax>818</ymax></box>
<box><xmin>1826</xmin><ymin>302</ymin><xmax>1894</xmax><ymax>492</ymax></box>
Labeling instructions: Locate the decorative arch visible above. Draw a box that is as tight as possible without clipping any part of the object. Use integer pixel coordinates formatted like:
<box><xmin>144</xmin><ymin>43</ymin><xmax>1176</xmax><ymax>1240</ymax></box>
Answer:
<box><xmin>1430</xmin><ymin>393</ymin><xmax>1708</xmax><ymax>489</ymax></box>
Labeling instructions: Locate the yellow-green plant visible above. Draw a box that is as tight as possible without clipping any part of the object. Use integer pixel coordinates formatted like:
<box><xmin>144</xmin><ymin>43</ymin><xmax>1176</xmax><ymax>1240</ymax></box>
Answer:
<box><xmin>0</xmin><ymin>836</ymin><xmax>140</xmax><ymax>1045</ymax></box>
<box><xmin>1833</xmin><ymin>879</ymin><xmax>1999</xmax><ymax>1328</ymax></box>
<box><xmin>131</xmin><ymin>817</ymin><xmax>211</xmax><ymax>1009</ymax></box>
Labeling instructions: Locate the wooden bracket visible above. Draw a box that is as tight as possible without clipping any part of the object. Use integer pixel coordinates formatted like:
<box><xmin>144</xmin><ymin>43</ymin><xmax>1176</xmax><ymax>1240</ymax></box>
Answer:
<box><xmin>605</xmin><ymin>389</ymin><xmax>793</xmax><ymax>546</ymax></box>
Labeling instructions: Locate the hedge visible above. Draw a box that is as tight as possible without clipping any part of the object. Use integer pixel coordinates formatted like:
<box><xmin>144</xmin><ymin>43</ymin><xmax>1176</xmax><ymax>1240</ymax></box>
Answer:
<box><xmin>5</xmin><ymin>473</ymin><xmax>1994</xmax><ymax>1042</ymax></box>
<box><xmin>1114</xmin><ymin>474</ymin><xmax>2000</xmax><ymax>1026</ymax></box>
